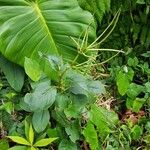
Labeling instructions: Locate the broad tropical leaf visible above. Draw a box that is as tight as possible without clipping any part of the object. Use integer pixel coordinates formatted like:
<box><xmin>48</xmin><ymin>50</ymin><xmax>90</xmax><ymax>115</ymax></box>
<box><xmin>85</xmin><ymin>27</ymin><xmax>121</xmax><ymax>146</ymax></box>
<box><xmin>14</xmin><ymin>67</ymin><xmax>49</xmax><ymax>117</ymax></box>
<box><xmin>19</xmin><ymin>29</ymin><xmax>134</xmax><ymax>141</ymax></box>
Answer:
<box><xmin>0</xmin><ymin>0</ymin><xmax>96</xmax><ymax>66</ymax></box>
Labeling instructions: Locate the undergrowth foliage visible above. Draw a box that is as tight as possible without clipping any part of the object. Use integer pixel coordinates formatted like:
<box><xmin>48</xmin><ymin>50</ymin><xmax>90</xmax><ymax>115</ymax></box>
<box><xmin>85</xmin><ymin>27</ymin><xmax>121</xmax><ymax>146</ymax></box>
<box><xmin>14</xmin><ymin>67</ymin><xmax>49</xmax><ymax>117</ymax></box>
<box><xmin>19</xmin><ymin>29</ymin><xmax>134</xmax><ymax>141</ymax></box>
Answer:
<box><xmin>77</xmin><ymin>0</ymin><xmax>111</xmax><ymax>24</ymax></box>
<box><xmin>0</xmin><ymin>0</ymin><xmax>150</xmax><ymax>150</ymax></box>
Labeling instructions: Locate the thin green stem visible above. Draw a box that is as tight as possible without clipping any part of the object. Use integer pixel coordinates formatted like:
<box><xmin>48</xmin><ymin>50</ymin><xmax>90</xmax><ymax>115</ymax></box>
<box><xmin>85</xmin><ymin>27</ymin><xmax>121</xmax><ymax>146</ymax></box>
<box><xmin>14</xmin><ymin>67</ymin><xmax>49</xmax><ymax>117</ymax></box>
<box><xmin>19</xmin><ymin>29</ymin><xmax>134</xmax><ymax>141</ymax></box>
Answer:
<box><xmin>87</xmin><ymin>9</ymin><xmax>121</xmax><ymax>49</ymax></box>
<box><xmin>88</xmin><ymin>48</ymin><xmax>125</xmax><ymax>53</ymax></box>
<box><xmin>91</xmin><ymin>10</ymin><xmax>121</xmax><ymax>48</ymax></box>
<box><xmin>95</xmin><ymin>52</ymin><xmax>120</xmax><ymax>66</ymax></box>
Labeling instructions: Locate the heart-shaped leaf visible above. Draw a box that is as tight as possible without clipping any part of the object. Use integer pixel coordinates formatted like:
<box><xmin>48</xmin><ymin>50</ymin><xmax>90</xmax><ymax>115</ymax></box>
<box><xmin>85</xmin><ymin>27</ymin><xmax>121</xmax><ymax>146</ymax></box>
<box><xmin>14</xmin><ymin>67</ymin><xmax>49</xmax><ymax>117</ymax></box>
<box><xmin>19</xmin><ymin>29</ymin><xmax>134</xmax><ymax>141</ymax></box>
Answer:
<box><xmin>0</xmin><ymin>0</ymin><xmax>96</xmax><ymax>66</ymax></box>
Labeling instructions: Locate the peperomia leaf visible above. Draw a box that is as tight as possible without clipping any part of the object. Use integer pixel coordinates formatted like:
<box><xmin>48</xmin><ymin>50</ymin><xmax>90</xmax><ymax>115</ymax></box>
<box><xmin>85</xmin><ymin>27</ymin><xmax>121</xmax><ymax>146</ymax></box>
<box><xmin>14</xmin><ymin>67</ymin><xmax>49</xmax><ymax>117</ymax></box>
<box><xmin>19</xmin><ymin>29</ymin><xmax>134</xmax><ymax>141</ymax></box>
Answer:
<box><xmin>32</xmin><ymin>110</ymin><xmax>50</xmax><ymax>133</ymax></box>
<box><xmin>0</xmin><ymin>0</ymin><xmax>96</xmax><ymax>66</ymax></box>
<box><xmin>23</xmin><ymin>81</ymin><xmax>57</xmax><ymax>111</ymax></box>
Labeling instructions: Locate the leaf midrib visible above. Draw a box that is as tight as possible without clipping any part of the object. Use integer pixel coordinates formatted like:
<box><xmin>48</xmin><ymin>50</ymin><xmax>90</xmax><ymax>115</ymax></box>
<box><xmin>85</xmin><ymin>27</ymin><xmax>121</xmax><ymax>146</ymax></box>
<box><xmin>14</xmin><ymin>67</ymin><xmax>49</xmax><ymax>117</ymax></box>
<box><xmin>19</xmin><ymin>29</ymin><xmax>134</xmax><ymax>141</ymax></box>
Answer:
<box><xmin>32</xmin><ymin>2</ymin><xmax>59</xmax><ymax>55</ymax></box>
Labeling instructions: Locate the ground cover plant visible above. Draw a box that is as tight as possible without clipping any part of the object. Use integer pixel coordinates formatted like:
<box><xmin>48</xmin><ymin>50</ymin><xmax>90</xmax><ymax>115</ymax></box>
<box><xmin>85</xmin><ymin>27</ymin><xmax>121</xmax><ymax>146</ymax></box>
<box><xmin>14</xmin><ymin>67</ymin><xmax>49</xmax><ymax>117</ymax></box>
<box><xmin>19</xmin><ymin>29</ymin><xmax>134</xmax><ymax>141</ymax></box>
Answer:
<box><xmin>0</xmin><ymin>0</ymin><xmax>150</xmax><ymax>150</ymax></box>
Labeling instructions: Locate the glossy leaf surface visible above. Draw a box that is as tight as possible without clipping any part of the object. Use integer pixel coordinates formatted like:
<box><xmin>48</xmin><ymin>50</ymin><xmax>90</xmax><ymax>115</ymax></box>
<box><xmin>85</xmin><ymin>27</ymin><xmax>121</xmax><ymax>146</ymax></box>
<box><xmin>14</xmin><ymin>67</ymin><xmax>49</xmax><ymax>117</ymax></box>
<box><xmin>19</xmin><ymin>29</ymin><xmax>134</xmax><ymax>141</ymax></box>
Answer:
<box><xmin>0</xmin><ymin>0</ymin><xmax>96</xmax><ymax>65</ymax></box>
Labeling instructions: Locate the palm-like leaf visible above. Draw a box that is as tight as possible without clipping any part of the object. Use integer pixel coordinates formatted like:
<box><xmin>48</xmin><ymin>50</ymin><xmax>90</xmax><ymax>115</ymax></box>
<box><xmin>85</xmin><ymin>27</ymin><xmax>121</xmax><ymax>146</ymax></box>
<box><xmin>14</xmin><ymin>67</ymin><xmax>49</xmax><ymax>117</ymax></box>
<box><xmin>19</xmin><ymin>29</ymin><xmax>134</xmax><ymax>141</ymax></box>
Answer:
<box><xmin>0</xmin><ymin>0</ymin><xmax>96</xmax><ymax>66</ymax></box>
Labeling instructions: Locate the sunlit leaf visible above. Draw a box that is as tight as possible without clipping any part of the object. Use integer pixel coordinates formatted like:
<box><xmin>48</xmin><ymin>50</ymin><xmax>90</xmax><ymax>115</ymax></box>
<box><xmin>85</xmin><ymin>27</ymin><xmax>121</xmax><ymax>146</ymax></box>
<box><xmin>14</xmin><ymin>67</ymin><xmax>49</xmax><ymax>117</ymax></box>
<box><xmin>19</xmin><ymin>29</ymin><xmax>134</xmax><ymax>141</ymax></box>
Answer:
<box><xmin>29</xmin><ymin>124</ymin><xmax>34</xmax><ymax>145</ymax></box>
<box><xmin>7</xmin><ymin>136</ymin><xmax>30</xmax><ymax>146</ymax></box>
<box><xmin>83</xmin><ymin>121</ymin><xmax>99</xmax><ymax>150</ymax></box>
<box><xmin>0</xmin><ymin>0</ymin><xmax>96</xmax><ymax>76</ymax></box>
<box><xmin>34</xmin><ymin>138</ymin><xmax>57</xmax><ymax>147</ymax></box>
<box><xmin>24</xmin><ymin>57</ymin><xmax>42</xmax><ymax>81</ymax></box>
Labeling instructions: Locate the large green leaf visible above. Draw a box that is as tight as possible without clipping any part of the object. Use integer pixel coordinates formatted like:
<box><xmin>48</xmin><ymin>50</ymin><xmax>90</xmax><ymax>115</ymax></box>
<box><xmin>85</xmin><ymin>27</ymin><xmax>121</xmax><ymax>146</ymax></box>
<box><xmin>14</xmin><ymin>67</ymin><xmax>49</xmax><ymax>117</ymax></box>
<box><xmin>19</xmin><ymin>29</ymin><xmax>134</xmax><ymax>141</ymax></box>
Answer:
<box><xmin>0</xmin><ymin>0</ymin><xmax>96</xmax><ymax>66</ymax></box>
